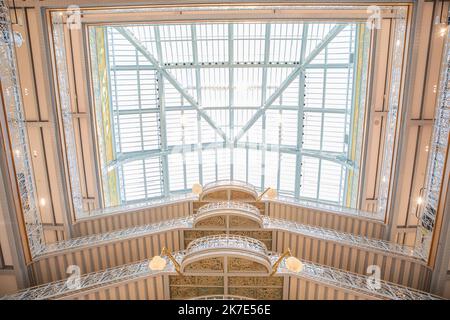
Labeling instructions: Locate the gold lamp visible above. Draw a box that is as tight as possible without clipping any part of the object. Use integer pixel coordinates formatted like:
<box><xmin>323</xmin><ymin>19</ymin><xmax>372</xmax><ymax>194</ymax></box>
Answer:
<box><xmin>270</xmin><ymin>248</ymin><xmax>303</xmax><ymax>276</ymax></box>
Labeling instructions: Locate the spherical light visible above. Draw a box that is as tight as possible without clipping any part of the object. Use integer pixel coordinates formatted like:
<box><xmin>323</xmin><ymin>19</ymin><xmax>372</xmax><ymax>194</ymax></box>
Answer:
<box><xmin>192</xmin><ymin>183</ymin><xmax>203</xmax><ymax>195</ymax></box>
<box><xmin>266</xmin><ymin>188</ymin><xmax>277</xmax><ymax>199</ymax></box>
<box><xmin>285</xmin><ymin>256</ymin><xmax>303</xmax><ymax>273</ymax></box>
<box><xmin>148</xmin><ymin>255</ymin><xmax>166</xmax><ymax>271</ymax></box>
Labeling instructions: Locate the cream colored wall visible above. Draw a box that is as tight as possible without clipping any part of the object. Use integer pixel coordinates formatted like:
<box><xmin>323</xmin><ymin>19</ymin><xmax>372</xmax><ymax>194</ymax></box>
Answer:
<box><xmin>10</xmin><ymin>8</ymin><xmax>72</xmax><ymax>244</ymax></box>
<box><xmin>389</xmin><ymin>0</ymin><xmax>448</xmax><ymax>247</ymax></box>
<box><xmin>0</xmin><ymin>272</ymin><xmax>18</xmax><ymax>296</ymax></box>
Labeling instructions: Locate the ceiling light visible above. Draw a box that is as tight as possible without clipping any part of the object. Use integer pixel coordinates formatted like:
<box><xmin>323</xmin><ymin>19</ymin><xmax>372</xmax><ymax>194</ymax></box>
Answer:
<box><xmin>148</xmin><ymin>255</ymin><xmax>166</xmax><ymax>271</ymax></box>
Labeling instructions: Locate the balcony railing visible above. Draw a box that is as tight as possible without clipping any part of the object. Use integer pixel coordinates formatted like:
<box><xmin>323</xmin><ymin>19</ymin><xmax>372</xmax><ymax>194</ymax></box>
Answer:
<box><xmin>195</xmin><ymin>201</ymin><xmax>262</xmax><ymax>226</ymax></box>
<box><xmin>186</xmin><ymin>234</ymin><xmax>268</xmax><ymax>257</ymax></box>
<box><xmin>266</xmin><ymin>217</ymin><xmax>427</xmax><ymax>260</ymax></box>
<box><xmin>202</xmin><ymin>180</ymin><xmax>257</xmax><ymax>192</ymax></box>
<box><xmin>2</xmin><ymin>251</ymin><xmax>441</xmax><ymax>300</ymax></box>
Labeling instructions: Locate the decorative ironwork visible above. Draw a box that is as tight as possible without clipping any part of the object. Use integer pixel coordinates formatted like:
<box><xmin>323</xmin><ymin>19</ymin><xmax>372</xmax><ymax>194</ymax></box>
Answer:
<box><xmin>84</xmin><ymin>193</ymin><xmax>195</xmax><ymax>218</ymax></box>
<box><xmin>2</xmin><ymin>251</ymin><xmax>441</xmax><ymax>300</ymax></box>
<box><xmin>266</xmin><ymin>217</ymin><xmax>427</xmax><ymax>260</ymax></box>
<box><xmin>186</xmin><ymin>234</ymin><xmax>268</xmax><ymax>257</ymax></box>
<box><xmin>51</xmin><ymin>12</ymin><xmax>85</xmax><ymax>217</ymax></box>
<box><xmin>195</xmin><ymin>201</ymin><xmax>262</xmax><ymax>225</ymax></box>
<box><xmin>377</xmin><ymin>7</ymin><xmax>407</xmax><ymax>217</ymax></box>
<box><xmin>273</xmin><ymin>195</ymin><xmax>385</xmax><ymax>221</ymax></box>
<box><xmin>417</xmin><ymin>9</ymin><xmax>450</xmax><ymax>257</ymax></box>
<box><xmin>0</xmin><ymin>0</ymin><xmax>45</xmax><ymax>257</ymax></box>
<box><xmin>203</xmin><ymin>180</ymin><xmax>257</xmax><ymax>191</ymax></box>
<box><xmin>274</xmin><ymin>255</ymin><xmax>441</xmax><ymax>300</ymax></box>
<box><xmin>34</xmin><ymin>215</ymin><xmax>424</xmax><ymax>260</ymax></box>
<box><xmin>41</xmin><ymin>217</ymin><xmax>192</xmax><ymax>255</ymax></box>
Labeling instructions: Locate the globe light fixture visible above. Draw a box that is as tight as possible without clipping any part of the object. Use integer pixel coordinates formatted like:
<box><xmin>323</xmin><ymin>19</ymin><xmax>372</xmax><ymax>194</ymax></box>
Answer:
<box><xmin>285</xmin><ymin>256</ymin><xmax>303</xmax><ymax>273</ymax></box>
<box><xmin>148</xmin><ymin>255</ymin><xmax>167</xmax><ymax>271</ymax></box>
<box><xmin>192</xmin><ymin>183</ymin><xmax>203</xmax><ymax>195</ymax></box>
<box><xmin>270</xmin><ymin>248</ymin><xmax>303</xmax><ymax>276</ymax></box>
<box><xmin>266</xmin><ymin>188</ymin><xmax>277</xmax><ymax>199</ymax></box>
<box><xmin>257</xmin><ymin>187</ymin><xmax>277</xmax><ymax>201</ymax></box>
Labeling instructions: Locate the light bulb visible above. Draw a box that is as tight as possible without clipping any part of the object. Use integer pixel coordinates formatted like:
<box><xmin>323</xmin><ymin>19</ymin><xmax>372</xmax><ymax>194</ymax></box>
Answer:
<box><xmin>266</xmin><ymin>188</ymin><xmax>277</xmax><ymax>199</ymax></box>
<box><xmin>417</xmin><ymin>197</ymin><xmax>423</xmax><ymax>205</ymax></box>
<box><xmin>192</xmin><ymin>183</ymin><xmax>203</xmax><ymax>195</ymax></box>
<box><xmin>285</xmin><ymin>256</ymin><xmax>303</xmax><ymax>273</ymax></box>
<box><xmin>39</xmin><ymin>198</ymin><xmax>46</xmax><ymax>207</ymax></box>
<box><xmin>148</xmin><ymin>256</ymin><xmax>166</xmax><ymax>271</ymax></box>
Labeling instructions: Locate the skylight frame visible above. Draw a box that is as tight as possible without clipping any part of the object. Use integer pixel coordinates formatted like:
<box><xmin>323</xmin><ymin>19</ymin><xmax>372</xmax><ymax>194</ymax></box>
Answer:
<box><xmin>92</xmin><ymin>21</ymin><xmax>364</xmax><ymax>208</ymax></box>
<box><xmin>46</xmin><ymin>4</ymin><xmax>409</xmax><ymax>222</ymax></box>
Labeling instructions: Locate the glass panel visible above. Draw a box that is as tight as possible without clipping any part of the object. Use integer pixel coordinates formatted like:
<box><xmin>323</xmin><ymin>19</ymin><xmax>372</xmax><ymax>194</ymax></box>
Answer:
<box><xmin>87</xmin><ymin>21</ymin><xmax>371</xmax><ymax>208</ymax></box>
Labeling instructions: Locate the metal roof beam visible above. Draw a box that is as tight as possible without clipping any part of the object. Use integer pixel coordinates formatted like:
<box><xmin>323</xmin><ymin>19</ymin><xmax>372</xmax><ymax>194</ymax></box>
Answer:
<box><xmin>115</xmin><ymin>26</ymin><xmax>228</xmax><ymax>142</ymax></box>
<box><xmin>233</xmin><ymin>24</ymin><xmax>347</xmax><ymax>144</ymax></box>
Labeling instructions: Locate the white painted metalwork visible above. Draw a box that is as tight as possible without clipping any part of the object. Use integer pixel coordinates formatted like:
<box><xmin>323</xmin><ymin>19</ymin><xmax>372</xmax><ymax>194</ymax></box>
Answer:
<box><xmin>273</xmin><ymin>195</ymin><xmax>385</xmax><ymax>221</ymax></box>
<box><xmin>202</xmin><ymin>179</ymin><xmax>258</xmax><ymax>192</ymax></box>
<box><xmin>416</xmin><ymin>7</ymin><xmax>450</xmax><ymax>258</ymax></box>
<box><xmin>196</xmin><ymin>201</ymin><xmax>261</xmax><ymax>217</ymax></box>
<box><xmin>32</xmin><ymin>213</ymin><xmax>422</xmax><ymax>261</ymax></box>
<box><xmin>376</xmin><ymin>7</ymin><xmax>407</xmax><ymax>216</ymax></box>
<box><xmin>266</xmin><ymin>217</ymin><xmax>426</xmax><ymax>260</ymax></box>
<box><xmin>0</xmin><ymin>0</ymin><xmax>45</xmax><ymax>257</ymax></box>
<box><xmin>40</xmin><ymin>217</ymin><xmax>192</xmax><ymax>255</ymax></box>
<box><xmin>274</xmin><ymin>256</ymin><xmax>441</xmax><ymax>300</ymax></box>
<box><xmin>80</xmin><ymin>193</ymin><xmax>195</xmax><ymax>219</ymax></box>
<box><xmin>2</xmin><ymin>251</ymin><xmax>441</xmax><ymax>300</ymax></box>
<box><xmin>90</xmin><ymin>21</ymin><xmax>365</xmax><ymax>208</ymax></box>
<box><xmin>186</xmin><ymin>234</ymin><xmax>268</xmax><ymax>256</ymax></box>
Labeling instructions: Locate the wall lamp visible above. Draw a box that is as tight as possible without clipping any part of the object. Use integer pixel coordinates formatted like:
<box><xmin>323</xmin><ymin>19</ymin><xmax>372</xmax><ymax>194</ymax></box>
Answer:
<box><xmin>148</xmin><ymin>247</ymin><xmax>182</xmax><ymax>275</ymax></box>
<box><xmin>270</xmin><ymin>248</ymin><xmax>303</xmax><ymax>276</ymax></box>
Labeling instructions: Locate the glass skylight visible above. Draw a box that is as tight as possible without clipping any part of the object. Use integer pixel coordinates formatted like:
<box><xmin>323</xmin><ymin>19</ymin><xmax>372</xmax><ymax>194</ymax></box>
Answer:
<box><xmin>89</xmin><ymin>21</ymin><xmax>370</xmax><ymax>208</ymax></box>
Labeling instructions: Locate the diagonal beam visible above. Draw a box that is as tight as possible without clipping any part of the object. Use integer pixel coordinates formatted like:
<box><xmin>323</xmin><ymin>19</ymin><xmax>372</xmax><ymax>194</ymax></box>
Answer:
<box><xmin>233</xmin><ymin>24</ymin><xmax>347</xmax><ymax>144</ymax></box>
<box><xmin>115</xmin><ymin>27</ymin><xmax>228</xmax><ymax>142</ymax></box>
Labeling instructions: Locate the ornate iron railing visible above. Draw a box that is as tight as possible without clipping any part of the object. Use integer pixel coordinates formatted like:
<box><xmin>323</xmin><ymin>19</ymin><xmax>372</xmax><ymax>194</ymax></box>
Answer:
<box><xmin>33</xmin><ymin>215</ymin><xmax>424</xmax><ymax>261</ymax></box>
<box><xmin>0</xmin><ymin>0</ymin><xmax>45</xmax><ymax>257</ymax></box>
<box><xmin>273</xmin><ymin>255</ymin><xmax>440</xmax><ymax>300</ymax></box>
<box><xmin>273</xmin><ymin>195</ymin><xmax>385</xmax><ymax>221</ymax></box>
<box><xmin>202</xmin><ymin>180</ymin><xmax>258</xmax><ymax>194</ymax></box>
<box><xmin>2</xmin><ymin>251</ymin><xmax>441</xmax><ymax>300</ymax></box>
<box><xmin>195</xmin><ymin>201</ymin><xmax>262</xmax><ymax>221</ymax></box>
<box><xmin>186</xmin><ymin>234</ymin><xmax>268</xmax><ymax>256</ymax></box>
<box><xmin>83</xmin><ymin>193</ymin><xmax>196</xmax><ymax>219</ymax></box>
<box><xmin>266</xmin><ymin>217</ymin><xmax>427</xmax><ymax>260</ymax></box>
<box><xmin>40</xmin><ymin>217</ymin><xmax>192</xmax><ymax>255</ymax></box>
